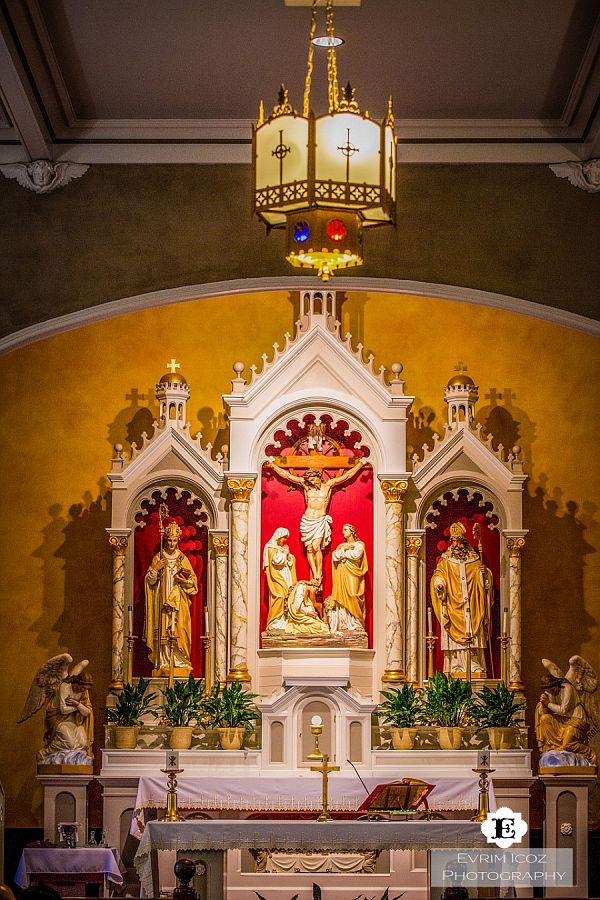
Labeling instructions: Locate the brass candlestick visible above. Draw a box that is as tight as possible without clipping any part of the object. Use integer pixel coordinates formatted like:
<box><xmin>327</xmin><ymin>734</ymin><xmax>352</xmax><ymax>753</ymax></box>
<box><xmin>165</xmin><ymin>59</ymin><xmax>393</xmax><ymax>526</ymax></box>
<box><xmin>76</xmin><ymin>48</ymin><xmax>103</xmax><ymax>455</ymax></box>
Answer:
<box><xmin>201</xmin><ymin>633</ymin><xmax>213</xmax><ymax>695</ymax></box>
<box><xmin>310</xmin><ymin>753</ymin><xmax>340</xmax><ymax>822</ymax></box>
<box><xmin>167</xmin><ymin>632</ymin><xmax>177</xmax><ymax>689</ymax></box>
<box><xmin>464</xmin><ymin>633</ymin><xmax>473</xmax><ymax>683</ymax></box>
<box><xmin>425</xmin><ymin>633</ymin><xmax>438</xmax><ymax>679</ymax></box>
<box><xmin>499</xmin><ymin>633</ymin><xmax>510</xmax><ymax>685</ymax></box>
<box><xmin>126</xmin><ymin>634</ymin><xmax>136</xmax><ymax>683</ymax></box>
<box><xmin>471</xmin><ymin>766</ymin><xmax>495</xmax><ymax>823</ymax></box>
<box><xmin>160</xmin><ymin>767</ymin><xmax>185</xmax><ymax>822</ymax></box>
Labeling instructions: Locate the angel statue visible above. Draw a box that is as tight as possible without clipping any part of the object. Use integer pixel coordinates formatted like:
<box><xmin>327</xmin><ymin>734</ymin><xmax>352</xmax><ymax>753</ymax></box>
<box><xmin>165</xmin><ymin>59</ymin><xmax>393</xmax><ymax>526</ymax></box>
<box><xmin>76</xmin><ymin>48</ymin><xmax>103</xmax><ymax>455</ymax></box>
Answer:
<box><xmin>535</xmin><ymin>655</ymin><xmax>599</xmax><ymax>768</ymax></box>
<box><xmin>18</xmin><ymin>654</ymin><xmax>94</xmax><ymax>768</ymax></box>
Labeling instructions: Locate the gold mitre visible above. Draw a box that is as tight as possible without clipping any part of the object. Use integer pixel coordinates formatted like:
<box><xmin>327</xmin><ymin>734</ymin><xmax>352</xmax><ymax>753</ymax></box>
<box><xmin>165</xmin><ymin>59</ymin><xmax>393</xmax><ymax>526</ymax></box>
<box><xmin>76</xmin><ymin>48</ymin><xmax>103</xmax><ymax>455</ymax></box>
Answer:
<box><xmin>449</xmin><ymin>521</ymin><xmax>467</xmax><ymax>539</ymax></box>
<box><xmin>164</xmin><ymin>521</ymin><xmax>182</xmax><ymax>539</ymax></box>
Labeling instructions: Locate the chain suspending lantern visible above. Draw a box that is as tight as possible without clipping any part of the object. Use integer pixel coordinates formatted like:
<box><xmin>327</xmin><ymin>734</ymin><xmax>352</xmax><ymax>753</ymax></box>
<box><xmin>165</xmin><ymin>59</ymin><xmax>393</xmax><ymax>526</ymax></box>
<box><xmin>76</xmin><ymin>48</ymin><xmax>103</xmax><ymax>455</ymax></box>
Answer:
<box><xmin>252</xmin><ymin>0</ymin><xmax>397</xmax><ymax>281</ymax></box>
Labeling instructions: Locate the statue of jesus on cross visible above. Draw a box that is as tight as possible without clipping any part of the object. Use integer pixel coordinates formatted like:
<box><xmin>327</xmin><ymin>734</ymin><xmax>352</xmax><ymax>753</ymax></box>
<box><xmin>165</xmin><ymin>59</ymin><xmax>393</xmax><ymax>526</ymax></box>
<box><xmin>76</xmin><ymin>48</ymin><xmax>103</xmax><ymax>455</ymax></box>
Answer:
<box><xmin>267</xmin><ymin>458</ymin><xmax>366</xmax><ymax>584</ymax></box>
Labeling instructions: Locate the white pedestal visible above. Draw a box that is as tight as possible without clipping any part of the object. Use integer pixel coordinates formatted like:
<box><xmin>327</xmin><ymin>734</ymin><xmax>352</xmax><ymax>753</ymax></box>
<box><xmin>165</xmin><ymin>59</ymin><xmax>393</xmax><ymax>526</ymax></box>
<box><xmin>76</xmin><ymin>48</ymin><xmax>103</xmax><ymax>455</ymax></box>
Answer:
<box><xmin>37</xmin><ymin>774</ymin><xmax>93</xmax><ymax>843</ymax></box>
<box><xmin>541</xmin><ymin>771</ymin><xmax>596</xmax><ymax>899</ymax></box>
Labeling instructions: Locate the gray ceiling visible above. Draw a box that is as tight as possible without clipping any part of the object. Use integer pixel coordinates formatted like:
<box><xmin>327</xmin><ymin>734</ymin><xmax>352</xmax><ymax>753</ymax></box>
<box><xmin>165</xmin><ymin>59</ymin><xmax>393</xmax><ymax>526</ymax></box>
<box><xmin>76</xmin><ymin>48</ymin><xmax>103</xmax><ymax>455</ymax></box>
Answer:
<box><xmin>1</xmin><ymin>0</ymin><xmax>599</xmax><ymax>164</ymax></box>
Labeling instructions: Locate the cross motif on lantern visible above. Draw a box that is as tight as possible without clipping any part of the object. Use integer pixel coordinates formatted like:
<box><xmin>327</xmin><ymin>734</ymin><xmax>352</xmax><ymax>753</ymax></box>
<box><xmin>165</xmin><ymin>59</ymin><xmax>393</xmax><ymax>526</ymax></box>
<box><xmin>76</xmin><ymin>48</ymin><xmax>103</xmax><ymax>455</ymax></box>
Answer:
<box><xmin>338</xmin><ymin>127</ymin><xmax>359</xmax><ymax>187</ymax></box>
<box><xmin>166</xmin><ymin>359</ymin><xmax>181</xmax><ymax>374</ymax></box>
<box><xmin>272</xmin><ymin>129</ymin><xmax>291</xmax><ymax>190</ymax></box>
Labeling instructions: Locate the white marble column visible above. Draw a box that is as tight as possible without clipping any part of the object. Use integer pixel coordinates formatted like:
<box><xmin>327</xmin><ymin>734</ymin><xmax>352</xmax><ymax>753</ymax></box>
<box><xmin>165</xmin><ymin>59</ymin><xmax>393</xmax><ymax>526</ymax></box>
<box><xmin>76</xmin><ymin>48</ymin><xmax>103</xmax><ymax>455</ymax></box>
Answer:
<box><xmin>107</xmin><ymin>530</ymin><xmax>131</xmax><ymax>688</ymax></box>
<box><xmin>211</xmin><ymin>532</ymin><xmax>229</xmax><ymax>685</ymax></box>
<box><xmin>379</xmin><ymin>479</ymin><xmax>408</xmax><ymax>683</ymax></box>
<box><xmin>405</xmin><ymin>533</ymin><xmax>423</xmax><ymax>686</ymax></box>
<box><xmin>227</xmin><ymin>477</ymin><xmax>255</xmax><ymax>682</ymax></box>
<box><xmin>506</xmin><ymin>533</ymin><xmax>526</xmax><ymax>690</ymax></box>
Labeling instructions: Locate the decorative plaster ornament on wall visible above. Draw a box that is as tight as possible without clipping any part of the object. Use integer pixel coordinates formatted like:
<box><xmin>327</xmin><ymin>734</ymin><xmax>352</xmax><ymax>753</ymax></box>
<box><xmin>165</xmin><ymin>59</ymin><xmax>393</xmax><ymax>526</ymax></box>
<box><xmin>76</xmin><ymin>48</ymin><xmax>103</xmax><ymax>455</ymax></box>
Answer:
<box><xmin>549</xmin><ymin>158</ymin><xmax>600</xmax><ymax>193</ymax></box>
<box><xmin>0</xmin><ymin>159</ymin><xmax>89</xmax><ymax>193</ymax></box>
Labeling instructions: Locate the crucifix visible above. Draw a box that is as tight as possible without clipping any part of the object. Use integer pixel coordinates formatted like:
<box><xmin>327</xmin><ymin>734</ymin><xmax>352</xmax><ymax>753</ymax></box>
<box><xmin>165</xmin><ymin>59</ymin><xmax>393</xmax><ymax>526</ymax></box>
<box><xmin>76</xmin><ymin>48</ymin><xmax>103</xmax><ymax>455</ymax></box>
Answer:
<box><xmin>310</xmin><ymin>752</ymin><xmax>340</xmax><ymax>822</ymax></box>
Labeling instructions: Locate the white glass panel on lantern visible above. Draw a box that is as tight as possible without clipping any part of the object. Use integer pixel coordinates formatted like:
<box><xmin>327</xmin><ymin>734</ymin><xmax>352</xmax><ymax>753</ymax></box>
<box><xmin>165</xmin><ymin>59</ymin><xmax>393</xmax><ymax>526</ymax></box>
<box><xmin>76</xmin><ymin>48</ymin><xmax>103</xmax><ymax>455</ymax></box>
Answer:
<box><xmin>315</xmin><ymin>112</ymin><xmax>380</xmax><ymax>190</ymax></box>
<box><xmin>255</xmin><ymin>115</ymin><xmax>309</xmax><ymax>199</ymax></box>
<box><xmin>385</xmin><ymin>123</ymin><xmax>396</xmax><ymax>201</ymax></box>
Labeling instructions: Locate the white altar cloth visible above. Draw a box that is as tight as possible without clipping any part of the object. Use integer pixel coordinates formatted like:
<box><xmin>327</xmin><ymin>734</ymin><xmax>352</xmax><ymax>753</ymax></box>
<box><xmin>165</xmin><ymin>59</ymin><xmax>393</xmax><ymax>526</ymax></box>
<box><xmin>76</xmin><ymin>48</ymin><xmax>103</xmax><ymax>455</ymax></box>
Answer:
<box><xmin>132</xmin><ymin>774</ymin><xmax>495</xmax><ymax>837</ymax></box>
<box><xmin>15</xmin><ymin>848</ymin><xmax>124</xmax><ymax>888</ymax></box>
<box><xmin>135</xmin><ymin>818</ymin><xmax>486</xmax><ymax>897</ymax></box>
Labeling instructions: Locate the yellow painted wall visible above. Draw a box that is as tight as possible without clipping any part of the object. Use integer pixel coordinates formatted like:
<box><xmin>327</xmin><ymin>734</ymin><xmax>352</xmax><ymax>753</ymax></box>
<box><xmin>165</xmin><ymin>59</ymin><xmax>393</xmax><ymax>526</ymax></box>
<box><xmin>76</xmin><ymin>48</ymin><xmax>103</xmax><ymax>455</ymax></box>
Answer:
<box><xmin>0</xmin><ymin>289</ymin><xmax>598</xmax><ymax>827</ymax></box>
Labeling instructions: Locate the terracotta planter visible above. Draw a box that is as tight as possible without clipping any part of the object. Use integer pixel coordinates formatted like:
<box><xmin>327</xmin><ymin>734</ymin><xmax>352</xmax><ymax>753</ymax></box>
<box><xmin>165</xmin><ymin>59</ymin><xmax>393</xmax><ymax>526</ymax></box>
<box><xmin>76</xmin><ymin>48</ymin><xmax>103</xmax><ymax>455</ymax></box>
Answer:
<box><xmin>487</xmin><ymin>726</ymin><xmax>515</xmax><ymax>750</ymax></box>
<box><xmin>391</xmin><ymin>727</ymin><xmax>418</xmax><ymax>750</ymax></box>
<box><xmin>438</xmin><ymin>727</ymin><xmax>463</xmax><ymax>750</ymax></box>
<box><xmin>168</xmin><ymin>725</ymin><xmax>194</xmax><ymax>750</ymax></box>
<box><xmin>217</xmin><ymin>727</ymin><xmax>245</xmax><ymax>750</ymax></box>
<box><xmin>114</xmin><ymin>725</ymin><xmax>138</xmax><ymax>749</ymax></box>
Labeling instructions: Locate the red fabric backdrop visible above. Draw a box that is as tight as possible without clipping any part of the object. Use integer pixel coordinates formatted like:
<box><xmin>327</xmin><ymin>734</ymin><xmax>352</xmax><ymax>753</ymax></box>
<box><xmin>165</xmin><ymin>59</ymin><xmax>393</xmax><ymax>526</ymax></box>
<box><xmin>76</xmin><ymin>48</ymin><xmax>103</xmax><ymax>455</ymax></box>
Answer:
<box><xmin>133</xmin><ymin>489</ymin><xmax>208</xmax><ymax>677</ymax></box>
<box><xmin>425</xmin><ymin>490</ymin><xmax>501</xmax><ymax>676</ymax></box>
<box><xmin>261</xmin><ymin>415</ymin><xmax>373</xmax><ymax>644</ymax></box>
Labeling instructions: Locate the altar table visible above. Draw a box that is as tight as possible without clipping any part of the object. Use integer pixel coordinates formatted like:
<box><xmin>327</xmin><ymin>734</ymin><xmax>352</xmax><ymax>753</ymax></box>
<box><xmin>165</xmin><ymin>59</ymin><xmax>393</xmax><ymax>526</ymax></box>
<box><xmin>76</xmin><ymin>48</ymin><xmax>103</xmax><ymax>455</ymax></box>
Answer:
<box><xmin>132</xmin><ymin>774</ymin><xmax>494</xmax><ymax>837</ymax></box>
<box><xmin>15</xmin><ymin>847</ymin><xmax>124</xmax><ymax>896</ymax></box>
<box><xmin>135</xmin><ymin>818</ymin><xmax>487</xmax><ymax>897</ymax></box>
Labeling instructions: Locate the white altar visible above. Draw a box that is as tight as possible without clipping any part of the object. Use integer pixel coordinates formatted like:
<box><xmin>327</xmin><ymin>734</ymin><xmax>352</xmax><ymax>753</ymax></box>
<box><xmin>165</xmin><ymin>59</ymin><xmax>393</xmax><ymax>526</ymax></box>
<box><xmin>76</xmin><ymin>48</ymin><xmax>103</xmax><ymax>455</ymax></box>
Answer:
<box><xmin>136</xmin><ymin>818</ymin><xmax>487</xmax><ymax>897</ymax></box>
<box><xmin>86</xmin><ymin>288</ymin><xmax>533</xmax><ymax>898</ymax></box>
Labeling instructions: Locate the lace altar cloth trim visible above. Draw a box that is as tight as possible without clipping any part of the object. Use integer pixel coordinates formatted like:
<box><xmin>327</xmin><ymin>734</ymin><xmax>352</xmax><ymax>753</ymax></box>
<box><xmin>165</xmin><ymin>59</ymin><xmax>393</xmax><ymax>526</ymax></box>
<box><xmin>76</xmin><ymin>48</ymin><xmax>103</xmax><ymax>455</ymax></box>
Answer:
<box><xmin>135</xmin><ymin>819</ymin><xmax>485</xmax><ymax>896</ymax></box>
<box><xmin>132</xmin><ymin>775</ymin><xmax>492</xmax><ymax>837</ymax></box>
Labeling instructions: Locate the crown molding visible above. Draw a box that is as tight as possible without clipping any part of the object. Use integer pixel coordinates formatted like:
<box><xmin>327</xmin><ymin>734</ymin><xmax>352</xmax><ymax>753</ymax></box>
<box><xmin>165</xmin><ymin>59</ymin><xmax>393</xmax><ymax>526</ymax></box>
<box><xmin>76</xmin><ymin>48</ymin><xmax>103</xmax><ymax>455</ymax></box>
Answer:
<box><xmin>0</xmin><ymin>0</ymin><xmax>597</xmax><ymax>165</ymax></box>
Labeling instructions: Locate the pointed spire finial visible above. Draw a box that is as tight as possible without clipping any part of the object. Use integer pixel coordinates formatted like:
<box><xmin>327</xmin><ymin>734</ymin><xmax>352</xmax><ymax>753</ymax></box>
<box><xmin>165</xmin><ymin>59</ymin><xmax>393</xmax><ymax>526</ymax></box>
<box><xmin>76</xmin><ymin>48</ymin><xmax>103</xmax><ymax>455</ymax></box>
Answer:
<box><xmin>385</xmin><ymin>95</ymin><xmax>395</xmax><ymax>127</ymax></box>
<box><xmin>272</xmin><ymin>84</ymin><xmax>294</xmax><ymax>117</ymax></box>
<box><xmin>339</xmin><ymin>82</ymin><xmax>360</xmax><ymax>113</ymax></box>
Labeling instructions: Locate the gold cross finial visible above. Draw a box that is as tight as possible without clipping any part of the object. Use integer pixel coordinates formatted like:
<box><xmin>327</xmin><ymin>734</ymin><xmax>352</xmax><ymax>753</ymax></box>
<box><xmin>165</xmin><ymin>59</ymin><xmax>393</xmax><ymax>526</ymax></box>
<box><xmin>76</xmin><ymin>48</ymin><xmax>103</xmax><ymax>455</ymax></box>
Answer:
<box><xmin>454</xmin><ymin>361</ymin><xmax>468</xmax><ymax>374</ymax></box>
<box><xmin>166</xmin><ymin>358</ymin><xmax>181</xmax><ymax>374</ymax></box>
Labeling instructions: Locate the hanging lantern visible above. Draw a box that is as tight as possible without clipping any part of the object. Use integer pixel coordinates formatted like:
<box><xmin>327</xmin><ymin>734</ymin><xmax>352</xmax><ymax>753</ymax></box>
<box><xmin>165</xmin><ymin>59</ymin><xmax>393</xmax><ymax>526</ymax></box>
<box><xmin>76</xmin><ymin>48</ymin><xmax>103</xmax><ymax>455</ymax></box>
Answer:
<box><xmin>252</xmin><ymin>0</ymin><xmax>396</xmax><ymax>281</ymax></box>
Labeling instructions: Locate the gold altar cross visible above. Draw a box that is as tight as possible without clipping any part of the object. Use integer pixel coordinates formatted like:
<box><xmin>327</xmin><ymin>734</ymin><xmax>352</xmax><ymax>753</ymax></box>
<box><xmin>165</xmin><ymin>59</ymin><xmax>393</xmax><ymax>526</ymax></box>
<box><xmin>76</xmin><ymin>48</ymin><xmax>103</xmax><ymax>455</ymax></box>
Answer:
<box><xmin>310</xmin><ymin>753</ymin><xmax>340</xmax><ymax>822</ymax></box>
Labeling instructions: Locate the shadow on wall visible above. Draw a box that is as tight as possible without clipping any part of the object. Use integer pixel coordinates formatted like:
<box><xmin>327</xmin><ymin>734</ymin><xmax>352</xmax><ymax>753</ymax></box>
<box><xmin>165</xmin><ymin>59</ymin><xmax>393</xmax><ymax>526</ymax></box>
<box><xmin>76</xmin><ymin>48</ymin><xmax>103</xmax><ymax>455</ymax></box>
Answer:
<box><xmin>107</xmin><ymin>386</ymin><xmax>159</xmax><ymax>455</ymax></box>
<box><xmin>478</xmin><ymin>391</ymin><xmax>597</xmax><ymax>696</ymax></box>
<box><xmin>477</xmin><ymin>385</ymin><xmax>537</xmax><ymax>476</ymax></box>
<box><xmin>196</xmin><ymin>406</ymin><xmax>229</xmax><ymax>460</ymax></box>
<box><xmin>521</xmin><ymin>482</ymin><xmax>597</xmax><ymax>701</ymax></box>
<box><xmin>407</xmin><ymin>405</ymin><xmax>438</xmax><ymax>462</ymax></box>
<box><xmin>407</xmin><ymin>382</ymin><xmax>538</xmax><ymax>469</ymax></box>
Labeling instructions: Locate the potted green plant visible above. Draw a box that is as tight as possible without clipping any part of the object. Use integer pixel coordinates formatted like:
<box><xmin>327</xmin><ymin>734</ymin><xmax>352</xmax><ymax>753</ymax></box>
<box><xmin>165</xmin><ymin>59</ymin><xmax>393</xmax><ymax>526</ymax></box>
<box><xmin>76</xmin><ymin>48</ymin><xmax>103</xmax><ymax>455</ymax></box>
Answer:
<box><xmin>420</xmin><ymin>672</ymin><xmax>473</xmax><ymax>750</ymax></box>
<box><xmin>158</xmin><ymin>673</ymin><xmax>206</xmax><ymax>750</ymax></box>
<box><xmin>471</xmin><ymin>681</ymin><xmax>525</xmax><ymax>749</ymax></box>
<box><xmin>201</xmin><ymin>681</ymin><xmax>259</xmax><ymax>750</ymax></box>
<box><xmin>377</xmin><ymin>684</ymin><xmax>422</xmax><ymax>749</ymax></box>
<box><xmin>105</xmin><ymin>678</ymin><xmax>157</xmax><ymax>749</ymax></box>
